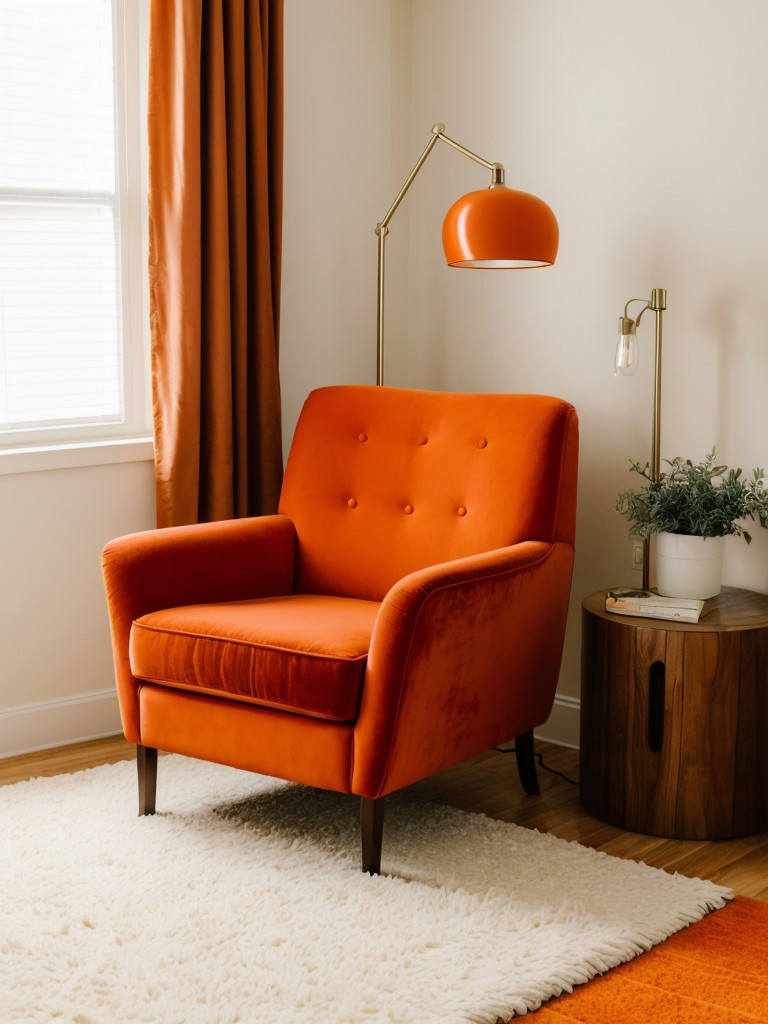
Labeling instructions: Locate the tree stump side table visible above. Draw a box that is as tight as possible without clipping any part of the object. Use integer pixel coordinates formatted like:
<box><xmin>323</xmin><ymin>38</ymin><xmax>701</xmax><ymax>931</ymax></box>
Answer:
<box><xmin>580</xmin><ymin>586</ymin><xmax>768</xmax><ymax>839</ymax></box>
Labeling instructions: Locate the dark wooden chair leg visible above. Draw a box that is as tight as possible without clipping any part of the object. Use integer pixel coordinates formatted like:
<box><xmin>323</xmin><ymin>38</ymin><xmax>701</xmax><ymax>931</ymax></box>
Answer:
<box><xmin>515</xmin><ymin>729</ymin><xmax>540</xmax><ymax>795</ymax></box>
<box><xmin>137</xmin><ymin>744</ymin><xmax>158</xmax><ymax>815</ymax></box>
<box><xmin>360</xmin><ymin>796</ymin><xmax>385</xmax><ymax>875</ymax></box>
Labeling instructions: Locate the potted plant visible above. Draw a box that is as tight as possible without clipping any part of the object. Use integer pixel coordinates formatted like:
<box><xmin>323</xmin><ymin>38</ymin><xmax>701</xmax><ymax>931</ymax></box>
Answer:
<box><xmin>615</xmin><ymin>449</ymin><xmax>768</xmax><ymax>598</ymax></box>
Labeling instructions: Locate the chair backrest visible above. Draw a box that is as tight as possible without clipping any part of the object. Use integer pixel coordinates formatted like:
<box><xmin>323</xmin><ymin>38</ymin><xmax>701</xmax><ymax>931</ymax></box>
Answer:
<box><xmin>279</xmin><ymin>385</ymin><xmax>578</xmax><ymax>601</ymax></box>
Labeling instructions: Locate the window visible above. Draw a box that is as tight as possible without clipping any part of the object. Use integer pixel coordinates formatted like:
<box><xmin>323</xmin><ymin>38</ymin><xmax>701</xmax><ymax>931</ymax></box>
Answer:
<box><xmin>0</xmin><ymin>0</ymin><xmax>148</xmax><ymax>450</ymax></box>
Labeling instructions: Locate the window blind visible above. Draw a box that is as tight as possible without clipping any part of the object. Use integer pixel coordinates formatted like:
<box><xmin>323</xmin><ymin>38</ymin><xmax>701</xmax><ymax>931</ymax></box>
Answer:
<box><xmin>0</xmin><ymin>0</ymin><xmax>124</xmax><ymax>436</ymax></box>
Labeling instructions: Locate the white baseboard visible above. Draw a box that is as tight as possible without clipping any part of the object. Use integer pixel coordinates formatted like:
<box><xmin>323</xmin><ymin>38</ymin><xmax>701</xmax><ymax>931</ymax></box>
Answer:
<box><xmin>535</xmin><ymin>693</ymin><xmax>581</xmax><ymax>749</ymax></box>
<box><xmin>0</xmin><ymin>689</ymin><xmax>122</xmax><ymax>759</ymax></box>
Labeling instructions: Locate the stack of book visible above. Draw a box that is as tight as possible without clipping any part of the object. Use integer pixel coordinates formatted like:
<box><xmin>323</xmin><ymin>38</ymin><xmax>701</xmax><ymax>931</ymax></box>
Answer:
<box><xmin>604</xmin><ymin>588</ymin><xmax>708</xmax><ymax>623</ymax></box>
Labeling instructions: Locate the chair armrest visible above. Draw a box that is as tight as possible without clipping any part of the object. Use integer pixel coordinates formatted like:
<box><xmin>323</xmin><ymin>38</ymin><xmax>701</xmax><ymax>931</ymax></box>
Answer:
<box><xmin>352</xmin><ymin>539</ymin><xmax>574</xmax><ymax>798</ymax></box>
<box><xmin>101</xmin><ymin>514</ymin><xmax>297</xmax><ymax>741</ymax></box>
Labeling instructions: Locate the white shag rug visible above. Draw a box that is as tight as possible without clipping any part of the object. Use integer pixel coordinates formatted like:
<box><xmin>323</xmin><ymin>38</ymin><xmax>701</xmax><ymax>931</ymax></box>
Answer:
<box><xmin>0</xmin><ymin>755</ymin><xmax>731</xmax><ymax>1024</ymax></box>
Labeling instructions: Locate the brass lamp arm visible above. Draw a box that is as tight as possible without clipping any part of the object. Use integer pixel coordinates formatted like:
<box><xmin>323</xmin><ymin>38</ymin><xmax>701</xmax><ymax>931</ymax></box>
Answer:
<box><xmin>623</xmin><ymin>297</ymin><xmax>651</xmax><ymax>328</ymax></box>
<box><xmin>375</xmin><ymin>124</ymin><xmax>503</xmax><ymax>237</ymax></box>
<box><xmin>374</xmin><ymin>123</ymin><xmax>505</xmax><ymax>385</ymax></box>
<box><xmin>438</xmin><ymin>129</ymin><xmax>503</xmax><ymax>179</ymax></box>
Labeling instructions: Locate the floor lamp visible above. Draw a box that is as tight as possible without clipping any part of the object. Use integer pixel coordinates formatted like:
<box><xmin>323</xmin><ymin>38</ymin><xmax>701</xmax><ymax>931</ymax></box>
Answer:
<box><xmin>374</xmin><ymin>123</ymin><xmax>559</xmax><ymax>386</ymax></box>
<box><xmin>614</xmin><ymin>287</ymin><xmax>668</xmax><ymax>589</ymax></box>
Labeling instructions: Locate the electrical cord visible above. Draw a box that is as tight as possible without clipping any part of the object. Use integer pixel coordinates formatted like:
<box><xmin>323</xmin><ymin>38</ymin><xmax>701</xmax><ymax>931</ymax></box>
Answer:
<box><xmin>492</xmin><ymin>745</ymin><xmax>579</xmax><ymax>786</ymax></box>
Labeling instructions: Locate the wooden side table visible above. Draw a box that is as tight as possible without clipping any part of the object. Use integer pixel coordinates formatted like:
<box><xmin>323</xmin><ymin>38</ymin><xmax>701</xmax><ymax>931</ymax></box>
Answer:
<box><xmin>580</xmin><ymin>586</ymin><xmax>768</xmax><ymax>839</ymax></box>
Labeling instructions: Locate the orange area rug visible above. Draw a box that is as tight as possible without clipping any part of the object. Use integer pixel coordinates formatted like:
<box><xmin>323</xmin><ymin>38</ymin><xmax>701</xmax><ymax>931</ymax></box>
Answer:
<box><xmin>530</xmin><ymin>896</ymin><xmax>768</xmax><ymax>1023</ymax></box>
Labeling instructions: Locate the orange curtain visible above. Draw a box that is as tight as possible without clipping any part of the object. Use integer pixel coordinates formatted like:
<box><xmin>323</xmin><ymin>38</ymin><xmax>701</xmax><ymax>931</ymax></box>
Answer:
<box><xmin>148</xmin><ymin>0</ymin><xmax>284</xmax><ymax>527</ymax></box>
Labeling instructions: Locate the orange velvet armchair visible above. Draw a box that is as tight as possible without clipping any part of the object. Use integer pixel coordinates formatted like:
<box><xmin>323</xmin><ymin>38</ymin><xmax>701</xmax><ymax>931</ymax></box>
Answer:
<box><xmin>102</xmin><ymin>385</ymin><xmax>578</xmax><ymax>873</ymax></box>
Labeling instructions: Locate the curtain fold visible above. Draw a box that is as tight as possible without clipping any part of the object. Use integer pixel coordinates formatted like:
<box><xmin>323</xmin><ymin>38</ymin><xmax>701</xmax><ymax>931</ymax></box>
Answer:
<box><xmin>148</xmin><ymin>0</ymin><xmax>284</xmax><ymax>527</ymax></box>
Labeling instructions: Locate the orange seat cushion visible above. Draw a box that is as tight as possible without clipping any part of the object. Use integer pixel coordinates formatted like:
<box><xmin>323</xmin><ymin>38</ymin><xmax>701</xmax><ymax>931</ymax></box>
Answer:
<box><xmin>129</xmin><ymin>594</ymin><xmax>380</xmax><ymax>722</ymax></box>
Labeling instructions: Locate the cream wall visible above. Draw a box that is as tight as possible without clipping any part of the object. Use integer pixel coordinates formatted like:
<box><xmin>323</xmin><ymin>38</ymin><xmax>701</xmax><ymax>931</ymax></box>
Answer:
<box><xmin>0</xmin><ymin>455</ymin><xmax>155</xmax><ymax>755</ymax></box>
<box><xmin>282</xmin><ymin>0</ymin><xmax>768</xmax><ymax>745</ymax></box>
<box><xmin>281</xmin><ymin>0</ymin><xmax>397</xmax><ymax>427</ymax></box>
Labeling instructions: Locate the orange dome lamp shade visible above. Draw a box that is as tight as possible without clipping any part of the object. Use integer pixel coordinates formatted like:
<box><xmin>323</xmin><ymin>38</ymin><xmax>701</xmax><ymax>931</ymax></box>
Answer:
<box><xmin>375</xmin><ymin>124</ymin><xmax>559</xmax><ymax>384</ymax></box>
<box><xmin>442</xmin><ymin>170</ymin><xmax>559</xmax><ymax>269</ymax></box>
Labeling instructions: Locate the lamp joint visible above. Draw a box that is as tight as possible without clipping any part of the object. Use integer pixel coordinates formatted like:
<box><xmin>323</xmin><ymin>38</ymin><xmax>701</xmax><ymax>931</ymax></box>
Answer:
<box><xmin>490</xmin><ymin>163</ymin><xmax>505</xmax><ymax>188</ymax></box>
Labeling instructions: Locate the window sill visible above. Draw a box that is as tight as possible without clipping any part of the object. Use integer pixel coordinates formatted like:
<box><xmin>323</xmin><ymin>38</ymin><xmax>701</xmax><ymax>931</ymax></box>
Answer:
<box><xmin>0</xmin><ymin>436</ymin><xmax>154</xmax><ymax>476</ymax></box>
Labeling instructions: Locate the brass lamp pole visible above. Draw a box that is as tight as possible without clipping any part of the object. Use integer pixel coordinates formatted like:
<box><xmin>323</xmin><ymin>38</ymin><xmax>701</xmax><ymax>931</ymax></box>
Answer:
<box><xmin>614</xmin><ymin>287</ymin><xmax>667</xmax><ymax>588</ymax></box>
<box><xmin>374</xmin><ymin>123</ymin><xmax>559</xmax><ymax>386</ymax></box>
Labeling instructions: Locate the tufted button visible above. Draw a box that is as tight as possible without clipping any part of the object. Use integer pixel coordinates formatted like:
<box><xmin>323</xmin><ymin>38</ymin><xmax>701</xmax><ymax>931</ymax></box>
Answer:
<box><xmin>417</xmin><ymin>436</ymin><xmax>428</xmax><ymax>446</ymax></box>
<box><xmin>457</xmin><ymin>506</ymin><xmax>467</xmax><ymax>517</ymax></box>
<box><xmin>347</xmin><ymin>498</ymin><xmax>358</xmax><ymax>509</ymax></box>
<box><xmin>404</xmin><ymin>504</ymin><xmax>414</xmax><ymax>515</ymax></box>
<box><xmin>358</xmin><ymin>433</ymin><xmax>368</xmax><ymax>443</ymax></box>
<box><xmin>477</xmin><ymin>438</ymin><xmax>488</xmax><ymax>449</ymax></box>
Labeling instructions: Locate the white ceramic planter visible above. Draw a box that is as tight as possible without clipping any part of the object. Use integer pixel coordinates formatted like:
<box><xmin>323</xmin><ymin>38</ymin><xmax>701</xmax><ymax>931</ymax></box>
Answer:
<box><xmin>655</xmin><ymin>532</ymin><xmax>725</xmax><ymax>599</ymax></box>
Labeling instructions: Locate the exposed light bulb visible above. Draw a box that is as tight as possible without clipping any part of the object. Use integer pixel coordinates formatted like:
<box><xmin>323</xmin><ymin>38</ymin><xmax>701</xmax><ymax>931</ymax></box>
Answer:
<box><xmin>614</xmin><ymin>317</ymin><xmax>638</xmax><ymax>376</ymax></box>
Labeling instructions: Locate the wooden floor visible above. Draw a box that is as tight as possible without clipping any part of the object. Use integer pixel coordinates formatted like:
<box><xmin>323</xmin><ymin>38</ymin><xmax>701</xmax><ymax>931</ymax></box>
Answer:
<box><xmin>2</xmin><ymin>735</ymin><xmax>767</xmax><ymax>901</ymax></box>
